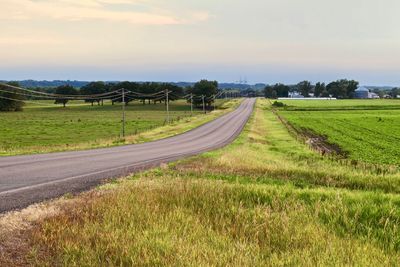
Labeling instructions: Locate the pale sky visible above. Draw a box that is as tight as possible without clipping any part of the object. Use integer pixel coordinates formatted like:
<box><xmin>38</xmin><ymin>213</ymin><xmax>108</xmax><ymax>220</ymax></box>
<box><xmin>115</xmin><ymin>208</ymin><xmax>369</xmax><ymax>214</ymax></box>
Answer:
<box><xmin>1</xmin><ymin>0</ymin><xmax>400</xmax><ymax>85</ymax></box>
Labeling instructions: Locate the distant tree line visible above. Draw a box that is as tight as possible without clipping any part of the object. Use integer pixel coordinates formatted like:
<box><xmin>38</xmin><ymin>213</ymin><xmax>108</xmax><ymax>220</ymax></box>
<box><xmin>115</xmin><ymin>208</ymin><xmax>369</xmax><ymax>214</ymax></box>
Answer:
<box><xmin>54</xmin><ymin>80</ymin><xmax>219</xmax><ymax>107</ymax></box>
<box><xmin>264</xmin><ymin>79</ymin><xmax>360</xmax><ymax>99</ymax></box>
<box><xmin>51</xmin><ymin>82</ymin><xmax>185</xmax><ymax>107</ymax></box>
<box><xmin>8</xmin><ymin>80</ymin><xmax>90</xmax><ymax>88</ymax></box>
<box><xmin>2</xmin><ymin>78</ymin><xmax>400</xmax><ymax>112</ymax></box>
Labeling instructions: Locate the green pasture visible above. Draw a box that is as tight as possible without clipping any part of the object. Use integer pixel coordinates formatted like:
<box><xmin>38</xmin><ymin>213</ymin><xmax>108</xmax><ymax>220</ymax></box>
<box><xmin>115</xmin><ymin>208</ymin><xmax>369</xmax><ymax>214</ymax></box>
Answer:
<box><xmin>0</xmin><ymin>99</ymin><xmax>230</xmax><ymax>155</ymax></box>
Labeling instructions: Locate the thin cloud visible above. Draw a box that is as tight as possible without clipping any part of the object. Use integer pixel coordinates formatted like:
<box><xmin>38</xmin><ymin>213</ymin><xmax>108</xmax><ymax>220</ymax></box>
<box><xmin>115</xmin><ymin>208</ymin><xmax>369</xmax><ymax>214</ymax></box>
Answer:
<box><xmin>0</xmin><ymin>37</ymin><xmax>64</xmax><ymax>45</ymax></box>
<box><xmin>0</xmin><ymin>0</ymin><xmax>209</xmax><ymax>25</ymax></box>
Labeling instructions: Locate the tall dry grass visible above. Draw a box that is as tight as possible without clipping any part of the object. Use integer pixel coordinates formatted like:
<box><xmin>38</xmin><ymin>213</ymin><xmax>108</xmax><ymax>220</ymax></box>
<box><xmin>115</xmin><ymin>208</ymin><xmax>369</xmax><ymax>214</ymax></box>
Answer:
<box><xmin>30</xmin><ymin>178</ymin><xmax>400</xmax><ymax>266</ymax></box>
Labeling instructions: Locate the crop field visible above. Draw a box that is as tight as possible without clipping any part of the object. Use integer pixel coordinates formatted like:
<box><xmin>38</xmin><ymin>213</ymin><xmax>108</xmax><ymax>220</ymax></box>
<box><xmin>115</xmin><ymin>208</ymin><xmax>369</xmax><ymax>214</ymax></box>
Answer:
<box><xmin>280</xmin><ymin>99</ymin><xmax>400</xmax><ymax>110</ymax></box>
<box><xmin>277</xmin><ymin>99</ymin><xmax>400</xmax><ymax>166</ymax></box>
<box><xmin>0</xmin><ymin>99</ymin><xmax>232</xmax><ymax>156</ymax></box>
<box><xmin>5</xmin><ymin>99</ymin><xmax>400</xmax><ymax>266</ymax></box>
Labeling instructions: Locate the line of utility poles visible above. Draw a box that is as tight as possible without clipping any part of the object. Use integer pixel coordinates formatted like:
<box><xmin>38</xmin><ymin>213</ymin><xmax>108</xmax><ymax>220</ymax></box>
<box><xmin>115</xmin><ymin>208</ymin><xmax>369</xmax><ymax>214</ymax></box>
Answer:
<box><xmin>202</xmin><ymin>95</ymin><xmax>206</xmax><ymax>114</ymax></box>
<box><xmin>213</xmin><ymin>95</ymin><xmax>216</xmax><ymax>111</ymax></box>
<box><xmin>190</xmin><ymin>93</ymin><xmax>193</xmax><ymax>116</ymax></box>
<box><xmin>121</xmin><ymin>88</ymin><xmax>126</xmax><ymax>138</ymax></box>
<box><xmin>120</xmin><ymin>89</ymin><xmax>239</xmax><ymax>138</ymax></box>
<box><xmin>166</xmin><ymin>89</ymin><xmax>170</xmax><ymax>123</ymax></box>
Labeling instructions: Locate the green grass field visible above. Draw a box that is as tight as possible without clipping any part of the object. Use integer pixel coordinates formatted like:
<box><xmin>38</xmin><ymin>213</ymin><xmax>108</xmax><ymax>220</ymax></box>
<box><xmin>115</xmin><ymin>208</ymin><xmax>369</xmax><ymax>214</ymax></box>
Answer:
<box><xmin>15</xmin><ymin>99</ymin><xmax>400</xmax><ymax>266</ymax></box>
<box><xmin>277</xmin><ymin>99</ymin><xmax>400</xmax><ymax>166</ymax></box>
<box><xmin>0</xmin><ymin>99</ymin><xmax>233</xmax><ymax>156</ymax></box>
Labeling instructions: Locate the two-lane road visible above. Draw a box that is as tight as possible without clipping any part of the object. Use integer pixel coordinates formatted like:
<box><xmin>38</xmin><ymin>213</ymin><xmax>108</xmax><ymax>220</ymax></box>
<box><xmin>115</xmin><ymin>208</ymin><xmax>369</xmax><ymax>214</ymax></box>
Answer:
<box><xmin>0</xmin><ymin>98</ymin><xmax>255</xmax><ymax>213</ymax></box>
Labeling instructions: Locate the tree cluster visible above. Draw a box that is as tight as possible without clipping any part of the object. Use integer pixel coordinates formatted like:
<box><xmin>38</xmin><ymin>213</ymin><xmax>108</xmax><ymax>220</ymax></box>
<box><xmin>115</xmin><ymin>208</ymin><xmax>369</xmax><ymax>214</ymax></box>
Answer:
<box><xmin>186</xmin><ymin>80</ymin><xmax>219</xmax><ymax>107</ymax></box>
<box><xmin>264</xmin><ymin>84</ymin><xmax>290</xmax><ymax>98</ymax></box>
<box><xmin>0</xmin><ymin>82</ymin><xmax>25</xmax><ymax>111</ymax></box>
<box><xmin>390</xmin><ymin>88</ymin><xmax>400</xmax><ymax>98</ymax></box>
<box><xmin>325</xmin><ymin>80</ymin><xmax>358</xmax><ymax>98</ymax></box>
<box><xmin>264</xmin><ymin>79</ymin><xmax>359</xmax><ymax>99</ymax></box>
<box><xmin>54</xmin><ymin>85</ymin><xmax>79</xmax><ymax>107</ymax></box>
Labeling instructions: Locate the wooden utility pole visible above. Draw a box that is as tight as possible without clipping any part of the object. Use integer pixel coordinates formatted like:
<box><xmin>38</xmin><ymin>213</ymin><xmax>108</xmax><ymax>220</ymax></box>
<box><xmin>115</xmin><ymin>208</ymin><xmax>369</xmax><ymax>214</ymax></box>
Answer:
<box><xmin>166</xmin><ymin>89</ymin><xmax>170</xmax><ymax>123</ymax></box>
<box><xmin>202</xmin><ymin>95</ymin><xmax>206</xmax><ymax>114</ymax></box>
<box><xmin>190</xmin><ymin>93</ymin><xmax>193</xmax><ymax>116</ymax></box>
<box><xmin>213</xmin><ymin>95</ymin><xmax>216</xmax><ymax>111</ymax></box>
<box><xmin>121</xmin><ymin>88</ymin><xmax>126</xmax><ymax>138</ymax></box>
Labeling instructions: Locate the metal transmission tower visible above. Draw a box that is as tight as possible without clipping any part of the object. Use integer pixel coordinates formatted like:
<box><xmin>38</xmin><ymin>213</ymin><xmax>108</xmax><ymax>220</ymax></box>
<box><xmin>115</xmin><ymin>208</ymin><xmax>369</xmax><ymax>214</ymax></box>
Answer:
<box><xmin>236</xmin><ymin>76</ymin><xmax>248</xmax><ymax>85</ymax></box>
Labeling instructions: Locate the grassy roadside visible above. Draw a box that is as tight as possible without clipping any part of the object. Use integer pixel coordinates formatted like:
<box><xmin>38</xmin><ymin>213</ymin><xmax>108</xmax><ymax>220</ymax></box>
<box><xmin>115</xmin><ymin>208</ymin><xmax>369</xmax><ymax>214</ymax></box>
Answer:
<box><xmin>2</xmin><ymin>99</ymin><xmax>400</xmax><ymax>266</ymax></box>
<box><xmin>0</xmin><ymin>99</ymin><xmax>241</xmax><ymax>156</ymax></box>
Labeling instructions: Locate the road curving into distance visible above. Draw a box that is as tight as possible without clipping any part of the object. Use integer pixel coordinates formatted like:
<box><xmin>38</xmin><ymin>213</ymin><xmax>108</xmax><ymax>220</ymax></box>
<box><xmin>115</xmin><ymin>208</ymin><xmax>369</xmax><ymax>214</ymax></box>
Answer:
<box><xmin>0</xmin><ymin>98</ymin><xmax>255</xmax><ymax>213</ymax></box>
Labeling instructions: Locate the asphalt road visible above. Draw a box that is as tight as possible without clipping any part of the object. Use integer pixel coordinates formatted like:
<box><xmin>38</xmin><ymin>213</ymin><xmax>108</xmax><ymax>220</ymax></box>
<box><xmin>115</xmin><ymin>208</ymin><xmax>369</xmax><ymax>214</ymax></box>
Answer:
<box><xmin>0</xmin><ymin>98</ymin><xmax>255</xmax><ymax>213</ymax></box>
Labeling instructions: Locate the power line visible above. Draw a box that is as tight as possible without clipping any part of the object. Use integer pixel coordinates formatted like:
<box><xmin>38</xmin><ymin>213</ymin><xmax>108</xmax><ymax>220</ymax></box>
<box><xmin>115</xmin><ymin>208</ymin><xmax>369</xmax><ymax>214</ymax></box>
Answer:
<box><xmin>0</xmin><ymin>95</ymin><xmax>65</xmax><ymax>106</ymax></box>
<box><xmin>0</xmin><ymin>88</ymin><xmax>239</xmax><ymax>137</ymax></box>
<box><xmin>0</xmin><ymin>82</ymin><xmax>239</xmax><ymax>102</ymax></box>
<box><xmin>0</xmin><ymin>82</ymin><xmax>121</xmax><ymax>98</ymax></box>
<box><xmin>0</xmin><ymin>89</ymin><xmax>59</xmax><ymax>100</ymax></box>
<box><xmin>126</xmin><ymin>90</ymin><xmax>166</xmax><ymax>97</ymax></box>
<box><xmin>125</xmin><ymin>93</ymin><xmax>166</xmax><ymax>101</ymax></box>
<box><xmin>0</xmin><ymin>94</ymin><xmax>129</xmax><ymax>107</ymax></box>
<box><xmin>0</xmin><ymin>88</ymin><xmax>122</xmax><ymax>101</ymax></box>
<box><xmin>0</xmin><ymin>88</ymin><xmax>237</xmax><ymax>105</ymax></box>
<box><xmin>152</xmin><ymin>95</ymin><xmax>167</xmax><ymax>102</ymax></box>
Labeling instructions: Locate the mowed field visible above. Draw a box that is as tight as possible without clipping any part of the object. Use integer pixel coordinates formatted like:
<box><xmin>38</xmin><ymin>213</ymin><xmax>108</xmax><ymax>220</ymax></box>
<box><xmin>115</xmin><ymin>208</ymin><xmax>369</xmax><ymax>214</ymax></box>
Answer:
<box><xmin>277</xmin><ymin>99</ymin><xmax>400</xmax><ymax>166</ymax></box>
<box><xmin>5</xmin><ymin>99</ymin><xmax>400</xmax><ymax>266</ymax></box>
<box><xmin>0</xmin><ymin>99</ymin><xmax>232</xmax><ymax>156</ymax></box>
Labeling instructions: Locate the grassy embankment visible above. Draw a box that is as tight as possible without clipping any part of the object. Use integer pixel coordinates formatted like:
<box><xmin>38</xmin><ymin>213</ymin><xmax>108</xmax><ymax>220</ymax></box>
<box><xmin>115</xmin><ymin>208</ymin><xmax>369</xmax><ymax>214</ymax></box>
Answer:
<box><xmin>277</xmin><ymin>99</ymin><xmax>400</xmax><ymax>165</ymax></box>
<box><xmin>17</xmin><ymin>99</ymin><xmax>400</xmax><ymax>266</ymax></box>
<box><xmin>0</xmin><ymin>99</ymin><xmax>239</xmax><ymax>156</ymax></box>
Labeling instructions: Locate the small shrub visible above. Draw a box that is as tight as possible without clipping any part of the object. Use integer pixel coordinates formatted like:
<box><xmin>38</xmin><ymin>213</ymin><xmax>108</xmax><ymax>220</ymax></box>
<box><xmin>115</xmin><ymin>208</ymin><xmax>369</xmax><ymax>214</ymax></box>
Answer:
<box><xmin>272</xmin><ymin>101</ymin><xmax>286</xmax><ymax>108</ymax></box>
